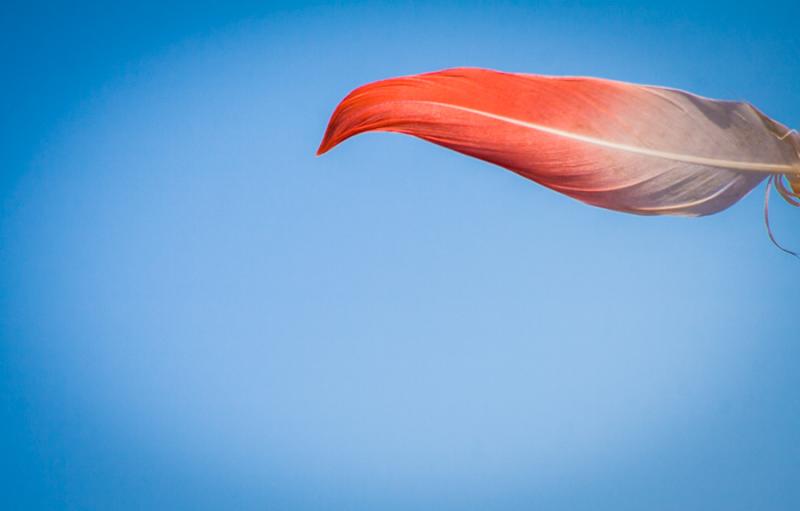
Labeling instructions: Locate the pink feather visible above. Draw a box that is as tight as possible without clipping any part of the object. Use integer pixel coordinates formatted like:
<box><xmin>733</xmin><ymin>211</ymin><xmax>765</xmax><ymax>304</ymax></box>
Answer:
<box><xmin>318</xmin><ymin>68</ymin><xmax>800</xmax><ymax>218</ymax></box>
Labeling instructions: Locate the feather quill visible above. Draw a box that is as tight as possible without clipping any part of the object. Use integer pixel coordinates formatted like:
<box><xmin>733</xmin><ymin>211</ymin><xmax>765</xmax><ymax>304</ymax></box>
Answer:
<box><xmin>318</xmin><ymin>67</ymin><xmax>800</xmax><ymax>223</ymax></box>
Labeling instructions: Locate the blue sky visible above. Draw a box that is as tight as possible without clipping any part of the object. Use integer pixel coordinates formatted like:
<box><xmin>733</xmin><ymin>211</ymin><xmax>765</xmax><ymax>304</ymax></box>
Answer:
<box><xmin>1</xmin><ymin>1</ymin><xmax>799</xmax><ymax>509</ymax></box>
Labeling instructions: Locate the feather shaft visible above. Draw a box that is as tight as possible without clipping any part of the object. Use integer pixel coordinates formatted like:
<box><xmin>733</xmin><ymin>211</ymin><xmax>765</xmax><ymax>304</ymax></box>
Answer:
<box><xmin>419</xmin><ymin>101</ymin><xmax>798</xmax><ymax>174</ymax></box>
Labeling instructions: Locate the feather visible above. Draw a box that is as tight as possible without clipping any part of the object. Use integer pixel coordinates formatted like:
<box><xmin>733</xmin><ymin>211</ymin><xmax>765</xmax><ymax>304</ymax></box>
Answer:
<box><xmin>317</xmin><ymin>67</ymin><xmax>800</xmax><ymax>217</ymax></box>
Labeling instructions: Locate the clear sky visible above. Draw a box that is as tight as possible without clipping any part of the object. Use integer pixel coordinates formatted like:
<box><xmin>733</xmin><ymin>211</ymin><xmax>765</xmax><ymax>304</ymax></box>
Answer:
<box><xmin>1</xmin><ymin>1</ymin><xmax>798</xmax><ymax>509</ymax></box>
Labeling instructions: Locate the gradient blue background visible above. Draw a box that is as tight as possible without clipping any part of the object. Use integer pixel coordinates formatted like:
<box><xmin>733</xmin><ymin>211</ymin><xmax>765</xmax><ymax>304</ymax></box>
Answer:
<box><xmin>2</xmin><ymin>1</ymin><xmax>799</xmax><ymax>509</ymax></box>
